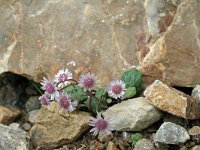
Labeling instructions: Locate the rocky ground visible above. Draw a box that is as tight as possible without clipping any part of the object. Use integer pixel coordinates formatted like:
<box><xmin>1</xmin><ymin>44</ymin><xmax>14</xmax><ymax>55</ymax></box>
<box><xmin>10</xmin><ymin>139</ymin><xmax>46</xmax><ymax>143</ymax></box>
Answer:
<box><xmin>0</xmin><ymin>73</ymin><xmax>200</xmax><ymax>150</ymax></box>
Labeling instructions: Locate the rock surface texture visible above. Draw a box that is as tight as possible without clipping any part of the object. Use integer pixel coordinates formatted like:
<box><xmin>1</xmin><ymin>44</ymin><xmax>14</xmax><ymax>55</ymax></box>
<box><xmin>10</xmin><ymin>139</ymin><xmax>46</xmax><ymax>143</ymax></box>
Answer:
<box><xmin>0</xmin><ymin>124</ymin><xmax>29</xmax><ymax>150</ymax></box>
<box><xmin>103</xmin><ymin>97</ymin><xmax>162</xmax><ymax>131</ymax></box>
<box><xmin>144</xmin><ymin>80</ymin><xmax>200</xmax><ymax>119</ymax></box>
<box><xmin>138</xmin><ymin>0</ymin><xmax>200</xmax><ymax>87</ymax></box>
<box><xmin>0</xmin><ymin>0</ymin><xmax>145</xmax><ymax>86</ymax></box>
<box><xmin>154</xmin><ymin>122</ymin><xmax>190</xmax><ymax>144</ymax></box>
<box><xmin>29</xmin><ymin>102</ymin><xmax>91</xmax><ymax>149</ymax></box>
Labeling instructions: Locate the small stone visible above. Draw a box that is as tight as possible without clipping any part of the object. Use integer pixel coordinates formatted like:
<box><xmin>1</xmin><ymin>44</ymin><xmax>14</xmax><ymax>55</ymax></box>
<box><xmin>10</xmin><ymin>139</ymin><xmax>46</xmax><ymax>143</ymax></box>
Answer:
<box><xmin>192</xmin><ymin>85</ymin><xmax>200</xmax><ymax>101</ymax></box>
<box><xmin>103</xmin><ymin>97</ymin><xmax>162</xmax><ymax>131</ymax></box>
<box><xmin>154</xmin><ymin>122</ymin><xmax>190</xmax><ymax>144</ymax></box>
<box><xmin>134</xmin><ymin>138</ymin><xmax>156</xmax><ymax>150</ymax></box>
<box><xmin>106</xmin><ymin>141</ymin><xmax>117</xmax><ymax>150</ymax></box>
<box><xmin>189</xmin><ymin>126</ymin><xmax>200</xmax><ymax>136</ymax></box>
<box><xmin>144</xmin><ymin>80</ymin><xmax>200</xmax><ymax>119</ymax></box>
<box><xmin>28</xmin><ymin>109</ymin><xmax>39</xmax><ymax>123</ymax></box>
<box><xmin>22</xmin><ymin>123</ymin><xmax>32</xmax><ymax>131</ymax></box>
<box><xmin>95</xmin><ymin>141</ymin><xmax>105</xmax><ymax>150</ymax></box>
<box><xmin>9</xmin><ymin>123</ymin><xmax>20</xmax><ymax>129</ymax></box>
<box><xmin>25</xmin><ymin>96</ymin><xmax>41</xmax><ymax>112</ymax></box>
<box><xmin>98</xmin><ymin>132</ymin><xmax>113</xmax><ymax>143</ymax></box>
<box><xmin>189</xmin><ymin>126</ymin><xmax>200</xmax><ymax>143</ymax></box>
<box><xmin>0</xmin><ymin>105</ymin><xmax>20</xmax><ymax>124</ymax></box>
<box><xmin>29</xmin><ymin>102</ymin><xmax>91</xmax><ymax>149</ymax></box>
<box><xmin>0</xmin><ymin>124</ymin><xmax>29</xmax><ymax>150</ymax></box>
<box><xmin>192</xmin><ymin>145</ymin><xmax>200</xmax><ymax>150</ymax></box>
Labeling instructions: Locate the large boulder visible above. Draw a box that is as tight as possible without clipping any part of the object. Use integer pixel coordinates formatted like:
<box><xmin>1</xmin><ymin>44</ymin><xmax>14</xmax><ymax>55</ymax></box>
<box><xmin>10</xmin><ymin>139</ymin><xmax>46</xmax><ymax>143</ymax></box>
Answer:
<box><xmin>138</xmin><ymin>0</ymin><xmax>200</xmax><ymax>87</ymax></box>
<box><xmin>0</xmin><ymin>0</ymin><xmax>146</xmax><ymax>86</ymax></box>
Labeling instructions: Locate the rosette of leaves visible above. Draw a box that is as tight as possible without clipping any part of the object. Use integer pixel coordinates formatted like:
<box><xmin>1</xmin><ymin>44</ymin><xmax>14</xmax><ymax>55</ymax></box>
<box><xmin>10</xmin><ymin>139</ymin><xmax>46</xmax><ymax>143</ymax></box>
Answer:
<box><xmin>121</xmin><ymin>68</ymin><xmax>142</xmax><ymax>99</ymax></box>
<box><xmin>64</xmin><ymin>86</ymin><xmax>110</xmax><ymax>114</ymax></box>
<box><xmin>131</xmin><ymin>133</ymin><xmax>143</xmax><ymax>146</ymax></box>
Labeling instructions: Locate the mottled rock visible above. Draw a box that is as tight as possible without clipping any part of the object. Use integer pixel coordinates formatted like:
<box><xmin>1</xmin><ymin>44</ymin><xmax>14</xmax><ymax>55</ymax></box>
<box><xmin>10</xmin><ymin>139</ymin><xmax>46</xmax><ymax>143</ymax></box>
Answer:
<box><xmin>0</xmin><ymin>0</ymin><xmax>146</xmax><ymax>86</ymax></box>
<box><xmin>29</xmin><ymin>102</ymin><xmax>91</xmax><ymax>149</ymax></box>
<box><xmin>144</xmin><ymin>80</ymin><xmax>200</xmax><ymax>119</ymax></box>
<box><xmin>25</xmin><ymin>96</ymin><xmax>41</xmax><ymax>112</ymax></box>
<box><xmin>28</xmin><ymin>109</ymin><xmax>39</xmax><ymax>123</ymax></box>
<box><xmin>192</xmin><ymin>85</ymin><xmax>200</xmax><ymax>101</ymax></box>
<box><xmin>0</xmin><ymin>105</ymin><xmax>20</xmax><ymax>124</ymax></box>
<box><xmin>138</xmin><ymin>0</ymin><xmax>200</xmax><ymax>87</ymax></box>
<box><xmin>9</xmin><ymin>123</ymin><xmax>20</xmax><ymax>129</ymax></box>
<box><xmin>103</xmin><ymin>97</ymin><xmax>162</xmax><ymax>131</ymax></box>
<box><xmin>134</xmin><ymin>138</ymin><xmax>157</xmax><ymax>150</ymax></box>
<box><xmin>154</xmin><ymin>122</ymin><xmax>190</xmax><ymax>144</ymax></box>
<box><xmin>22</xmin><ymin>123</ymin><xmax>32</xmax><ymax>131</ymax></box>
<box><xmin>0</xmin><ymin>124</ymin><xmax>29</xmax><ymax>150</ymax></box>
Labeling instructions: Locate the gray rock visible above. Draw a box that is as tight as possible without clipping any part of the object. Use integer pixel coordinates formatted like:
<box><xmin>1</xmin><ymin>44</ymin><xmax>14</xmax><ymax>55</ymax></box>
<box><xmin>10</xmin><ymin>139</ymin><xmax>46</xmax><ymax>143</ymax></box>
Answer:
<box><xmin>9</xmin><ymin>123</ymin><xmax>20</xmax><ymax>129</ymax></box>
<box><xmin>103</xmin><ymin>97</ymin><xmax>162</xmax><ymax>131</ymax></box>
<box><xmin>192</xmin><ymin>85</ymin><xmax>200</xmax><ymax>101</ymax></box>
<box><xmin>0</xmin><ymin>124</ymin><xmax>29</xmax><ymax>150</ymax></box>
<box><xmin>29</xmin><ymin>102</ymin><xmax>91</xmax><ymax>149</ymax></box>
<box><xmin>154</xmin><ymin>122</ymin><xmax>190</xmax><ymax>144</ymax></box>
<box><xmin>192</xmin><ymin>145</ymin><xmax>200</xmax><ymax>150</ymax></box>
<box><xmin>25</xmin><ymin>96</ymin><xmax>41</xmax><ymax>112</ymax></box>
<box><xmin>22</xmin><ymin>123</ymin><xmax>32</xmax><ymax>131</ymax></box>
<box><xmin>134</xmin><ymin>139</ymin><xmax>157</xmax><ymax>150</ymax></box>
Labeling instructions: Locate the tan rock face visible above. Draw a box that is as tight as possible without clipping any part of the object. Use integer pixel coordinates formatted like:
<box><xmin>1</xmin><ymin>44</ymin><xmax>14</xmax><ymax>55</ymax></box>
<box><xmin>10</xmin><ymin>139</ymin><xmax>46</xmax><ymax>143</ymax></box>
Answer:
<box><xmin>144</xmin><ymin>80</ymin><xmax>200</xmax><ymax>119</ymax></box>
<box><xmin>138</xmin><ymin>0</ymin><xmax>200</xmax><ymax>87</ymax></box>
<box><xmin>0</xmin><ymin>105</ymin><xmax>21</xmax><ymax>124</ymax></box>
<box><xmin>29</xmin><ymin>103</ymin><xmax>91</xmax><ymax>149</ymax></box>
<box><xmin>0</xmin><ymin>0</ymin><xmax>146</xmax><ymax>86</ymax></box>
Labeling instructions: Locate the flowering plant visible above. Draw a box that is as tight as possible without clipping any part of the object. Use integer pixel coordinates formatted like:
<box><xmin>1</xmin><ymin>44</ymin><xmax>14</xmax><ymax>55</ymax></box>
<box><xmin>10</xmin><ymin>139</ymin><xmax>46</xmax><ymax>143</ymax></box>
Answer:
<box><xmin>39</xmin><ymin>68</ymin><xmax>142</xmax><ymax>114</ymax></box>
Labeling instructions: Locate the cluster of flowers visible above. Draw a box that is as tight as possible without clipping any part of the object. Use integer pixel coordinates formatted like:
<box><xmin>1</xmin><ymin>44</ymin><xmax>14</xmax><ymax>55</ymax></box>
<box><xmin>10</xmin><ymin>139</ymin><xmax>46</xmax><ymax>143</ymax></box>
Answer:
<box><xmin>39</xmin><ymin>68</ymin><xmax>126</xmax><ymax>135</ymax></box>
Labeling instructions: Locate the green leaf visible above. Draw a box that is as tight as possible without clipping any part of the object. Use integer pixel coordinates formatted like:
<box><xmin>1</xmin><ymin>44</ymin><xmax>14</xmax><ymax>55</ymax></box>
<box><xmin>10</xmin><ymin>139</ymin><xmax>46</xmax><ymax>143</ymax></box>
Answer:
<box><xmin>131</xmin><ymin>133</ymin><xmax>143</xmax><ymax>146</ymax></box>
<box><xmin>106</xmin><ymin>99</ymin><xmax>112</xmax><ymax>104</ymax></box>
<box><xmin>95</xmin><ymin>88</ymin><xmax>106</xmax><ymax>99</ymax></box>
<box><xmin>124</xmin><ymin>87</ymin><xmax>136</xmax><ymax>99</ymax></box>
<box><xmin>121</xmin><ymin>68</ymin><xmax>142</xmax><ymax>92</ymax></box>
<box><xmin>64</xmin><ymin>85</ymin><xmax>87</xmax><ymax>103</ymax></box>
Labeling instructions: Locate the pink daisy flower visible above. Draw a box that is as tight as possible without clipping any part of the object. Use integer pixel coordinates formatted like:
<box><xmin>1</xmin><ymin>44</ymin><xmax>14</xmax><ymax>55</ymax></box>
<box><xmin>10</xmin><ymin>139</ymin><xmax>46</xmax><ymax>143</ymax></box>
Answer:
<box><xmin>41</xmin><ymin>77</ymin><xmax>59</xmax><ymax>100</ymax></box>
<box><xmin>108</xmin><ymin>80</ymin><xmax>126</xmax><ymax>99</ymax></box>
<box><xmin>78</xmin><ymin>73</ymin><xmax>97</xmax><ymax>91</ymax></box>
<box><xmin>57</xmin><ymin>92</ymin><xmax>77</xmax><ymax>112</ymax></box>
<box><xmin>39</xmin><ymin>94</ymin><xmax>51</xmax><ymax>106</ymax></box>
<box><xmin>54</xmin><ymin>69</ymin><xmax>73</xmax><ymax>88</ymax></box>
<box><xmin>89</xmin><ymin>112</ymin><xmax>113</xmax><ymax>136</ymax></box>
